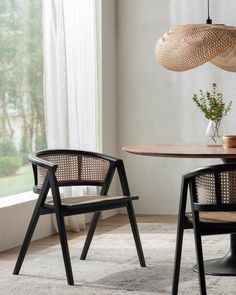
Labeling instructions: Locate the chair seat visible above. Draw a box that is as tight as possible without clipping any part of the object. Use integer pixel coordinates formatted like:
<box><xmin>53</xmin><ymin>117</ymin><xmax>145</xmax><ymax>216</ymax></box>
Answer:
<box><xmin>187</xmin><ymin>211</ymin><xmax>236</xmax><ymax>223</ymax></box>
<box><xmin>46</xmin><ymin>195</ymin><xmax>137</xmax><ymax>208</ymax></box>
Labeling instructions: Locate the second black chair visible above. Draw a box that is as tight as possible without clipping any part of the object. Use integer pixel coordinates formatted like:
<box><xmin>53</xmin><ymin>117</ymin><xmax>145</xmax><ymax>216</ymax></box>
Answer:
<box><xmin>173</xmin><ymin>163</ymin><xmax>236</xmax><ymax>295</ymax></box>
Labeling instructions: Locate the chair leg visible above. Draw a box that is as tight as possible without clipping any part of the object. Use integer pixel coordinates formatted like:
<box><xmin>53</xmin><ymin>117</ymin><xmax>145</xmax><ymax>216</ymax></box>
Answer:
<box><xmin>13</xmin><ymin>180</ymin><xmax>50</xmax><ymax>275</ymax></box>
<box><xmin>55</xmin><ymin>212</ymin><xmax>74</xmax><ymax>285</ymax></box>
<box><xmin>80</xmin><ymin>211</ymin><xmax>101</xmax><ymax>260</ymax></box>
<box><xmin>172</xmin><ymin>177</ymin><xmax>188</xmax><ymax>295</ymax></box>
<box><xmin>193</xmin><ymin>227</ymin><xmax>207</xmax><ymax>295</ymax></box>
<box><xmin>13</xmin><ymin>207</ymin><xmax>41</xmax><ymax>275</ymax></box>
<box><xmin>48</xmin><ymin>170</ymin><xmax>74</xmax><ymax>285</ymax></box>
<box><xmin>172</xmin><ymin>220</ymin><xmax>185</xmax><ymax>294</ymax></box>
<box><xmin>126</xmin><ymin>200</ymin><xmax>146</xmax><ymax>267</ymax></box>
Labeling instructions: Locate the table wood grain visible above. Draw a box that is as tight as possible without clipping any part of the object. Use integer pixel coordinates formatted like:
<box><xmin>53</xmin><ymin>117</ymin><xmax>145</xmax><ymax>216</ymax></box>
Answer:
<box><xmin>122</xmin><ymin>143</ymin><xmax>236</xmax><ymax>159</ymax></box>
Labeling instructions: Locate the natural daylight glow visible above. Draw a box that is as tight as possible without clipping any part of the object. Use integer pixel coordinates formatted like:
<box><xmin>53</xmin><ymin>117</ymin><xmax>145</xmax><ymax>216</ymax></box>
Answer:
<box><xmin>0</xmin><ymin>0</ymin><xmax>45</xmax><ymax>197</ymax></box>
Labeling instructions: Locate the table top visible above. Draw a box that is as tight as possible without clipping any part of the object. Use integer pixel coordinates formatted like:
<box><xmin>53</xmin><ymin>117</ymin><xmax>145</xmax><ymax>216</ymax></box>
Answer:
<box><xmin>122</xmin><ymin>143</ymin><xmax>236</xmax><ymax>159</ymax></box>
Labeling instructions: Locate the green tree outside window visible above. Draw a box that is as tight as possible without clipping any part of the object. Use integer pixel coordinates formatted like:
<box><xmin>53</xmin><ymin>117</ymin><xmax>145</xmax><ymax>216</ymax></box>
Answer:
<box><xmin>0</xmin><ymin>0</ymin><xmax>46</xmax><ymax>197</ymax></box>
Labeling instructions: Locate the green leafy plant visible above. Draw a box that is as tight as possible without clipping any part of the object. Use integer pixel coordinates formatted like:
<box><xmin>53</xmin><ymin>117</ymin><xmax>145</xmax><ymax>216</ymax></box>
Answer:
<box><xmin>193</xmin><ymin>83</ymin><xmax>232</xmax><ymax>122</ymax></box>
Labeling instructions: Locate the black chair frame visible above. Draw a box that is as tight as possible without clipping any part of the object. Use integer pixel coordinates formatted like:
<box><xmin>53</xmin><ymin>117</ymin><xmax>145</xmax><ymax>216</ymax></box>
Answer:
<box><xmin>13</xmin><ymin>149</ymin><xmax>146</xmax><ymax>285</ymax></box>
<box><xmin>172</xmin><ymin>163</ymin><xmax>236</xmax><ymax>295</ymax></box>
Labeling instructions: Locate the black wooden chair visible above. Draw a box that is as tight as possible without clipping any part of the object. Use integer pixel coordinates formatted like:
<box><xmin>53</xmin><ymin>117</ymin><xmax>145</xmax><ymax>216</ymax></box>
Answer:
<box><xmin>13</xmin><ymin>149</ymin><xmax>146</xmax><ymax>285</ymax></box>
<box><xmin>172</xmin><ymin>163</ymin><xmax>236</xmax><ymax>295</ymax></box>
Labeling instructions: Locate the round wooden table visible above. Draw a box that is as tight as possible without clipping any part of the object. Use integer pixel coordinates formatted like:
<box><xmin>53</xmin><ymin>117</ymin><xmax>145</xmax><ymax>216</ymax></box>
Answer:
<box><xmin>122</xmin><ymin>143</ymin><xmax>236</xmax><ymax>276</ymax></box>
<box><xmin>122</xmin><ymin>143</ymin><xmax>236</xmax><ymax>159</ymax></box>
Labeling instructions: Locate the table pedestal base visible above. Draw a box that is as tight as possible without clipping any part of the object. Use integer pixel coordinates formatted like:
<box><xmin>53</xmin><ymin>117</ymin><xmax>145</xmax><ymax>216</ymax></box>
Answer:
<box><xmin>193</xmin><ymin>234</ymin><xmax>236</xmax><ymax>276</ymax></box>
<box><xmin>193</xmin><ymin>251</ymin><xmax>236</xmax><ymax>276</ymax></box>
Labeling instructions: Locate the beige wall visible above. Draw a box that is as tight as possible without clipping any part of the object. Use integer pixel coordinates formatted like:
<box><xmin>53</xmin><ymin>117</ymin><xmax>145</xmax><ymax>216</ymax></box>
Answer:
<box><xmin>116</xmin><ymin>0</ymin><xmax>183</xmax><ymax>214</ymax></box>
<box><xmin>101</xmin><ymin>0</ymin><xmax>117</xmax><ymax>156</ymax></box>
<box><xmin>100</xmin><ymin>0</ymin><xmax>118</xmax><ymax>218</ymax></box>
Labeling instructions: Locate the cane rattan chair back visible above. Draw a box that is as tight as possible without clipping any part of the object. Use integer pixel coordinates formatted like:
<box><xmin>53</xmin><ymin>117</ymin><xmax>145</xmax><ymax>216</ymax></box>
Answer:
<box><xmin>34</xmin><ymin>150</ymin><xmax>112</xmax><ymax>191</ymax></box>
<box><xmin>13</xmin><ymin>149</ymin><xmax>146</xmax><ymax>285</ymax></box>
<box><xmin>173</xmin><ymin>163</ymin><xmax>236</xmax><ymax>295</ymax></box>
<box><xmin>190</xmin><ymin>165</ymin><xmax>236</xmax><ymax>211</ymax></box>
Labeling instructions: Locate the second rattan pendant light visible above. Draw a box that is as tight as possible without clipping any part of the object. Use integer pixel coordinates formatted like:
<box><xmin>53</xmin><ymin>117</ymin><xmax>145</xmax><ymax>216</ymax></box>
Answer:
<box><xmin>155</xmin><ymin>1</ymin><xmax>236</xmax><ymax>72</ymax></box>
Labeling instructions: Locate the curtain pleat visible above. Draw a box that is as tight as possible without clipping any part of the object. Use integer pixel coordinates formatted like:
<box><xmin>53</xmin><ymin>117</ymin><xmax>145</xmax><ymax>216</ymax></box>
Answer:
<box><xmin>42</xmin><ymin>0</ymin><xmax>99</xmax><ymax>231</ymax></box>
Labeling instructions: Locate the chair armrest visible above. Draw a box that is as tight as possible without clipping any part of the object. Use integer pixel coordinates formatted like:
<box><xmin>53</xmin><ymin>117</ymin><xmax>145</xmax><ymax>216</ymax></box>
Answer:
<box><xmin>29</xmin><ymin>153</ymin><xmax>56</xmax><ymax>170</ymax></box>
<box><xmin>116</xmin><ymin>159</ymin><xmax>131</xmax><ymax>196</ymax></box>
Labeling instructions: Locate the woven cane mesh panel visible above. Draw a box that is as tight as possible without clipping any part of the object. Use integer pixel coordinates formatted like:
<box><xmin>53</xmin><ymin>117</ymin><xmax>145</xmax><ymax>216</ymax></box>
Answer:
<box><xmin>220</xmin><ymin>171</ymin><xmax>236</xmax><ymax>204</ymax></box>
<box><xmin>196</xmin><ymin>173</ymin><xmax>216</xmax><ymax>204</ymax></box>
<box><xmin>37</xmin><ymin>154</ymin><xmax>110</xmax><ymax>186</ymax></box>
<box><xmin>195</xmin><ymin>171</ymin><xmax>236</xmax><ymax>204</ymax></box>
<box><xmin>37</xmin><ymin>166</ymin><xmax>47</xmax><ymax>186</ymax></box>
<box><xmin>155</xmin><ymin>24</ymin><xmax>236</xmax><ymax>72</ymax></box>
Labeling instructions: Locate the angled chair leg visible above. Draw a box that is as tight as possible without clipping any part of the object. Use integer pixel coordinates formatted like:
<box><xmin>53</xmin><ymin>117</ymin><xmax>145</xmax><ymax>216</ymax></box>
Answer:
<box><xmin>13</xmin><ymin>206</ymin><xmax>41</xmax><ymax>275</ymax></box>
<box><xmin>126</xmin><ymin>200</ymin><xmax>146</xmax><ymax>267</ymax></box>
<box><xmin>49</xmin><ymin>170</ymin><xmax>74</xmax><ymax>285</ymax></box>
<box><xmin>80</xmin><ymin>211</ymin><xmax>101</xmax><ymax>260</ymax></box>
<box><xmin>13</xmin><ymin>181</ymin><xmax>50</xmax><ymax>275</ymax></box>
<box><xmin>172</xmin><ymin>178</ymin><xmax>188</xmax><ymax>295</ymax></box>
<box><xmin>55</xmin><ymin>211</ymin><xmax>74</xmax><ymax>285</ymax></box>
<box><xmin>193</xmin><ymin>227</ymin><xmax>207</xmax><ymax>295</ymax></box>
<box><xmin>172</xmin><ymin>221</ymin><xmax>185</xmax><ymax>295</ymax></box>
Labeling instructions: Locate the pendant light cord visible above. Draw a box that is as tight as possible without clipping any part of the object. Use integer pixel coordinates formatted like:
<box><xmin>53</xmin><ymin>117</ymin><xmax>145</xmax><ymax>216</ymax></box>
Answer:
<box><xmin>206</xmin><ymin>0</ymin><xmax>212</xmax><ymax>24</ymax></box>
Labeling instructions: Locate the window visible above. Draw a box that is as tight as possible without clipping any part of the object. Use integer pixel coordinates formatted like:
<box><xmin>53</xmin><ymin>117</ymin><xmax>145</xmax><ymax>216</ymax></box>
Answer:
<box><xmin>0</xmin><ymin>0</ymin><xmax>45</xmax><ymax>197</ymax></box>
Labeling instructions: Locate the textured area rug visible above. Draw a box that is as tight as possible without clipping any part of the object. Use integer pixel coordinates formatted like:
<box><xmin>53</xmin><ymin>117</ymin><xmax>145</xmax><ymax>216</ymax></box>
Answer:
<box><xmin>1</xmin><ymin>223</ymin><xmax>236</xmax><ymax>294</ymax></box>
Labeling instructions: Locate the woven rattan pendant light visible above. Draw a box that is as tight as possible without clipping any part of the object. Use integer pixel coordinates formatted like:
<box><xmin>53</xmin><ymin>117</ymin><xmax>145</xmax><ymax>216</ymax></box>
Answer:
<box><xmin>155</xmin><ymin>0</ymin><xmax>236</xmax><ymax>72</ymax></box>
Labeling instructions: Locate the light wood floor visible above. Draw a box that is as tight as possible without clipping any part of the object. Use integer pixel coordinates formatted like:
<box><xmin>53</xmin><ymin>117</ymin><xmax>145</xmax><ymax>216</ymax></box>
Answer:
<box><xmin>0</xmin><ymin>214</ymin><xmax>176</xmax><ymax>270</ymax></box>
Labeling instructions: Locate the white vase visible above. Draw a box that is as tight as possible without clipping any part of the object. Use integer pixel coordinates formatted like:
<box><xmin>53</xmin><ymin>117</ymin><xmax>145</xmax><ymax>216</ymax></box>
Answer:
<box><xmin>206</xmin><ymin>120</ymin><xmax>223</xmax><ymax>145</ymax></box>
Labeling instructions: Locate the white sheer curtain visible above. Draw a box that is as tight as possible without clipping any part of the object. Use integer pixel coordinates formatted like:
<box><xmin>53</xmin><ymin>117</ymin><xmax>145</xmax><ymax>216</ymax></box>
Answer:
<box><xmin>43</xmin><ymin>0</ymin><xmax>100</xmax><ymax>231</ymax></box>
